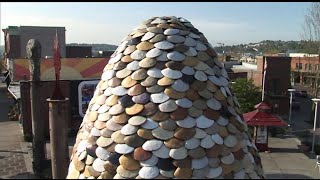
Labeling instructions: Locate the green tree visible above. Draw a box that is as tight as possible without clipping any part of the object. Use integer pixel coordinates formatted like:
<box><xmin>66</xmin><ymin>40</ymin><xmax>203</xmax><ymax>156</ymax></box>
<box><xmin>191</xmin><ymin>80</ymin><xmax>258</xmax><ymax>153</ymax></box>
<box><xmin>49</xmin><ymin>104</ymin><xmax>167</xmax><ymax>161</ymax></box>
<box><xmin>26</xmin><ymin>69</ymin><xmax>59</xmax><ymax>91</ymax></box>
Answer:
<box><xmin>231</xmin><ymin>78</ymin><xmax>262</xmax><ymax>113</ymax></box>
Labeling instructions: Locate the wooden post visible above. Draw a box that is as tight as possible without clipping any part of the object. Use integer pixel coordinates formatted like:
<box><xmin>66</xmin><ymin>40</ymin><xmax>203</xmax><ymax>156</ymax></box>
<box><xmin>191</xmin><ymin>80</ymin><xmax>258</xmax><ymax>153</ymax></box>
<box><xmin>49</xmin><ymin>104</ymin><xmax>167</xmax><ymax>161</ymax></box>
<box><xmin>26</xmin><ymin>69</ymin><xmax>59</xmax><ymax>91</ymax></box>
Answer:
<box><xmin>48</xmin><ymin>29</ymin><xmax>70</xmax><ymax>179</ymax></box>
<box><xmin>26</xmin><ymin>39</ymin><xmax>45</xmax><ymax>176</ymax></box>
<box><xmin>47</xmin><ymin>98</ymin><xmax>69</xmax><ymax>179</ymax></box>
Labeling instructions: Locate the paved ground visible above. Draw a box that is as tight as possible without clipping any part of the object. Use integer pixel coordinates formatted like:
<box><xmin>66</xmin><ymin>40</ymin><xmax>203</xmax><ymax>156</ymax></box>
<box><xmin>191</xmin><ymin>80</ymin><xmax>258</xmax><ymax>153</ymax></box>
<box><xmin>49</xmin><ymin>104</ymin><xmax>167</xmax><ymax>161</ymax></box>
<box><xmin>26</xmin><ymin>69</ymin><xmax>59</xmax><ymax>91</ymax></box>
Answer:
<box><xmin>0</xmin><ymin>83</ymin><xmax>37</xmax><ymax>179</ymax></box>
<box><xmin>289</xmin><ymin>96</ymin><xmax>320</xmax><ymax>149</ymax></box>
<box><xmin>260</xmin><ymin>134</ymin><xmax>320</xmax><ymax>179</ymax></box>
<box><xmin>0</xmin><ymin>121</ymin><xmax>36</xmax><ymax>179</ymax></box>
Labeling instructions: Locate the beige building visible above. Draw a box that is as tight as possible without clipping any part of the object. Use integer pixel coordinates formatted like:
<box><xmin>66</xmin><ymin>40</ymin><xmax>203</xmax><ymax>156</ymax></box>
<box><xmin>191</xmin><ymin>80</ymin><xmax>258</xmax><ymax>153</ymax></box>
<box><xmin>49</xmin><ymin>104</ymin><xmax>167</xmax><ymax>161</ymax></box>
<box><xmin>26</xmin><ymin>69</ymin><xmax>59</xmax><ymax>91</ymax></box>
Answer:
<box><xmin>2</xmin><ymin>26</ymin><xmax>66</xmax><ymax>58</ymax></box>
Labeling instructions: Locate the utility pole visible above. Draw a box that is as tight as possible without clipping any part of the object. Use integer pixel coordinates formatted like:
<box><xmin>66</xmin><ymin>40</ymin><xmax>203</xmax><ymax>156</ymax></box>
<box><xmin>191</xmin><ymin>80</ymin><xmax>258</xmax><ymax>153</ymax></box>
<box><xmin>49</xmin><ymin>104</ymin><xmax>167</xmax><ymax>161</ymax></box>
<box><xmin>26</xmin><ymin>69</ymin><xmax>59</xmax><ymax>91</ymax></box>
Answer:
<box><xmin>298</xmin><ymin>56</ymin><xmax>301</xmax><ymax>84</ymax></box>
<box><xmin>26</xmin><ymin>39</ymin><xmax>45</xmax><ymax>176</ymax></box>
<box><xmin>315</xmin><ymin>47</ymin><xmax>320</xmax><ymax>98</ymax></box>
<box><xmin>311</xmin><ymin>98</ymin><xmax>320</xmax><ymax>153</ymax></box>
<box><xmin>288</xmin><ymin>89</ymin><xmax>296</xmax><ymax>126</ymax></box>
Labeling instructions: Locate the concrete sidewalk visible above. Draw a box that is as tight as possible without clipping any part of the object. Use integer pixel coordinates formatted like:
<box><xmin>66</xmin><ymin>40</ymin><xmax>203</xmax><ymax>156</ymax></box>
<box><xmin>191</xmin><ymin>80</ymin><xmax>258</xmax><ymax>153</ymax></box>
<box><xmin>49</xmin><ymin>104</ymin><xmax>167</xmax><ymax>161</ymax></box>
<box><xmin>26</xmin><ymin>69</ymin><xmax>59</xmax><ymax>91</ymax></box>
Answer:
<box><xmin>0</xmin><ymin>82</ymin><xmax>37</xmax><ymax>179</ymax></box>
<box><xmin>260</xmin><ymin>134</ymin><xmax>320</xmax><ymax>179</ymax></box>
<box><xmin>0</xmin><ymin>121</ymin><xmax>37</xmax><ymax>179</ymax></box>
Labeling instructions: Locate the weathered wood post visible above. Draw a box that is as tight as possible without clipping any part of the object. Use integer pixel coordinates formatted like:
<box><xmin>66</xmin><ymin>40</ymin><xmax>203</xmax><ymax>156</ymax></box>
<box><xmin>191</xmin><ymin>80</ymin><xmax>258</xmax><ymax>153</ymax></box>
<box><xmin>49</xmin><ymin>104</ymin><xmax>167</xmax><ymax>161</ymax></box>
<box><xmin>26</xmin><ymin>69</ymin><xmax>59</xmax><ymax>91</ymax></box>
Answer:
<box><xmin>46</xmin><ymin>30</ymin><xmax>69</xmax><ymax>179</ymax></box>
<box><xmin>47</xmin><ymin>98</ymin><xmax>69</xmax><ymax>178</ymax></box>
<box><xmin>26</xmin><ymin>39</ymin><xmax>45</xmax><ymax>176</ymax></box>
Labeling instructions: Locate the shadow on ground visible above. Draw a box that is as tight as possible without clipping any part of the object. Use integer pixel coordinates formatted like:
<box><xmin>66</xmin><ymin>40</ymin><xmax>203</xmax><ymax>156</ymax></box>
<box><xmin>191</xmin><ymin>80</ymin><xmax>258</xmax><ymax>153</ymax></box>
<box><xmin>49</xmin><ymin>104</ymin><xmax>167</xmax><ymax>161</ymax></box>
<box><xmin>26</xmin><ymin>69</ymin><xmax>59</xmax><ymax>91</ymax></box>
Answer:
<box><xmin>0</xmin><ymin>150</ymin><xmax>28</xmax><ymax>154</ymax></box>
<box><xmin>7</xmin><ymin>172</ymin><xmax>39</xmax><ymax>179</ymax></box>
<box><xmin>275</xmin><ymin>134</ymin><xmax>296</xmax><ymax>139</ymax></box>
<box><xmin>0</xmin><ymin>88</ymin><xmax>13</xmax><ymax>123</ymax></box>
<box><xmin>269</xmin><ymin>147</ymin><xmax>303</xmax><ymax>153</ymax></box>
<box><xmin>303</xmin><ymin>151</ymin><xmax>318</xmax><ymax>159</ymax></box>
<box><xmin>266</xmin><ymin>173</ymin><xmax>314</xmax><ymax>179</ymax></box>
<box><xmin>274</xmin><ymin>133</ymin><xmax>319</xmax><ymax>159</ymax></box>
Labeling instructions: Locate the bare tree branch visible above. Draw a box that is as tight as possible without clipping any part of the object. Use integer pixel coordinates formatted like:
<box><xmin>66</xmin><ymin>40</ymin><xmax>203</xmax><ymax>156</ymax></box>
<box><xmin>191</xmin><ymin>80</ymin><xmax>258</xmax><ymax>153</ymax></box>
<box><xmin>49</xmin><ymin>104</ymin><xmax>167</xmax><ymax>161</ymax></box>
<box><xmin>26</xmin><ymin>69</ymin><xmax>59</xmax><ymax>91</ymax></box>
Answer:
<box><xmin>301</xmin><ymin>2</ymin><xmax>320</xmax><ymax>42</ymax></box>
<box><xmin>300</xmin><ymin>2</ymin><xmax>320</xmax><ymax>97</ymax></box>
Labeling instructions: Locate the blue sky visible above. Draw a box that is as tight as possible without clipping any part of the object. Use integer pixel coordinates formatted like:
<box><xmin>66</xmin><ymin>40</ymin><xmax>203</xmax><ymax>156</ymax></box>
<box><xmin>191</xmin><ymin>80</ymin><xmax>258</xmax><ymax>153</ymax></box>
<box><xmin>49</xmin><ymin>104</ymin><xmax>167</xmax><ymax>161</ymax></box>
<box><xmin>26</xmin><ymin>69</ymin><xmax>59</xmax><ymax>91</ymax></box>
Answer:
<box><xmin>0</xmin><ymin>2</ymin><xmax>311</xmax><ymax>46</ymax></box>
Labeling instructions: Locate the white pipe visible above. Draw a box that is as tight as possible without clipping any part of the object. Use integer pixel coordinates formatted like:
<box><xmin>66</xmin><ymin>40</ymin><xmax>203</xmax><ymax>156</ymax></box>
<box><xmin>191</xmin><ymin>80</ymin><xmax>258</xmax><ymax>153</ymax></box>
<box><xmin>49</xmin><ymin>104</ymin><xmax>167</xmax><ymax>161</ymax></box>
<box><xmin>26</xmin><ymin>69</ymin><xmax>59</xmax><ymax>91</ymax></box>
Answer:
<box><xmin>262</xmin><ymin>56</ymin><xmax>266</xmax><ymax>101</ymax></box>
<box><xmin>312</xmin><ymin>101</ymin><xmax>318</xmax><ymax>153</ymax></box>
<box><xmin>288</xmin><ymin>92</ymin><xmax>293</xmax><ymax>126</ymax></box>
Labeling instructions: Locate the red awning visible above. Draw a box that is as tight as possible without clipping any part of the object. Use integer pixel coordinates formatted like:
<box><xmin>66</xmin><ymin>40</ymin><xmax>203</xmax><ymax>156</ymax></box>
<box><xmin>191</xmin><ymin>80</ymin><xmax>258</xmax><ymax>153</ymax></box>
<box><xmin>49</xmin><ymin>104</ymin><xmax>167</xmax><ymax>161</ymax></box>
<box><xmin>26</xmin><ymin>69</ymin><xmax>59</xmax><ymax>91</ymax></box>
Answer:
<box><xmin>243</xmin><ymin>109</ymin><xmax>288</xmax><ymax>126</ymax></box>
<box><xmin>254</xmin><ymin>102</ymin><xmax>271</xmax><ymax>110</ymax></box>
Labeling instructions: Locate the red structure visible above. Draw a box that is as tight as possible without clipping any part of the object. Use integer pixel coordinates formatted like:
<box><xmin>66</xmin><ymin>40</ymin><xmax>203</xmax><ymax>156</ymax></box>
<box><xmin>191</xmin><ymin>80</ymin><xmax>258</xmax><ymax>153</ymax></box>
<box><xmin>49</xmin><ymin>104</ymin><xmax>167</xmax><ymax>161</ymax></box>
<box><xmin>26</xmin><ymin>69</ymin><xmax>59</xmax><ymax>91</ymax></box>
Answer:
<box><xmin>243</xmin><ymin>102</ymin><xmax>288</xmax><ymax>151</ymax></box>
<box><xmin>254</xmin><ymin>102</ymin><xmax>272</xmax><ymax>110</ymax></box>
<box><xmin>52</xmin><ymin>29</ymin><xmax>65</xmax><ymax>100</ymax></box>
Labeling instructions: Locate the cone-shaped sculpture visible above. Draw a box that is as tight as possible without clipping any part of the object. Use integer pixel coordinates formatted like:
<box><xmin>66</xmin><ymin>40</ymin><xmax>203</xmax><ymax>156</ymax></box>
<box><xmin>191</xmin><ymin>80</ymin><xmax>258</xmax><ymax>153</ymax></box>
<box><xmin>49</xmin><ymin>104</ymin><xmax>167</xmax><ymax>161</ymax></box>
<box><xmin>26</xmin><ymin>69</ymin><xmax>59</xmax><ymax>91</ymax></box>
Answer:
<box><xmin>67</xmin><ymin>16</ymin><xmax>265</xmax><ymax>179</ymax></box>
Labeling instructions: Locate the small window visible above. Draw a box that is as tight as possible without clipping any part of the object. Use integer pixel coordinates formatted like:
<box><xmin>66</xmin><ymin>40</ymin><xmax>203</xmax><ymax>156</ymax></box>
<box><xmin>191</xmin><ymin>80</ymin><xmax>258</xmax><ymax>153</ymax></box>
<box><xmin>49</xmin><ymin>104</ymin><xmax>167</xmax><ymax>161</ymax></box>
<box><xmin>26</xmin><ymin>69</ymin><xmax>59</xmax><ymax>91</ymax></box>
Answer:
<box><xmin>309</xmin><ymin>64</ymin><xmax>312</xmax><ymax>70</ymax></box>
<box><xmin>305</xmin><ymin>64</ymin><xmax>308</xmax><ymax>70</ymax></box>
<box><xmin>299</xmin><ymin>63</ymin><xmax>302</xmax><ymax>69</ymax></box>
<box><xmin>296</xmin><ymin>63</ymin><xmax>299</xmax><ymax>69</ymax></box>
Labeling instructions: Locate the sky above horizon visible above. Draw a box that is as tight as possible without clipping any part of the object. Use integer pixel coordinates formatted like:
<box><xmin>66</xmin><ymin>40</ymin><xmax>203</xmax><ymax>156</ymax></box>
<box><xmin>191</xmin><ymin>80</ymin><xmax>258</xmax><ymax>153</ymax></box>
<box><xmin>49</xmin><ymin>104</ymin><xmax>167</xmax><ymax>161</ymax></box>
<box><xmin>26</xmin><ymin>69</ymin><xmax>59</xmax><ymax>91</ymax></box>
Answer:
<box><xmin>0</xmin><ymin>2</ymin><xmax>311</xmax><ymax>47</ymax></box>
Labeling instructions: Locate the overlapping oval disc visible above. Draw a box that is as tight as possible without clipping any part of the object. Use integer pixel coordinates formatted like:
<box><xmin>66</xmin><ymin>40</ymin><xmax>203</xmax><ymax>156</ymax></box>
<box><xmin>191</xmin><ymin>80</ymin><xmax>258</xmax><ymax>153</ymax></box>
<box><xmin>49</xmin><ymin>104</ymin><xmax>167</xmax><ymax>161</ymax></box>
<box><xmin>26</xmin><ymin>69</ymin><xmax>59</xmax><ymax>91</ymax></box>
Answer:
<box><xmin>67</xmin><ymin>16</ymin><xmax>265</xmax><ymax>179</ymax></box>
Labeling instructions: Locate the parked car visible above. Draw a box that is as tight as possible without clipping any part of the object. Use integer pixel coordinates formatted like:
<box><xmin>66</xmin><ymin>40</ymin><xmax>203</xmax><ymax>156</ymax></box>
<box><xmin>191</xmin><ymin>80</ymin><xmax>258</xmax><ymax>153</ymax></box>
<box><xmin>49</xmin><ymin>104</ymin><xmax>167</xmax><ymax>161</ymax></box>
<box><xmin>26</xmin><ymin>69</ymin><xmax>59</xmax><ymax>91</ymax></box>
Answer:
<box><xmin>293</xmin><ymin>90</ymin><xmax>308</xmax><ymax>98</ymax></box>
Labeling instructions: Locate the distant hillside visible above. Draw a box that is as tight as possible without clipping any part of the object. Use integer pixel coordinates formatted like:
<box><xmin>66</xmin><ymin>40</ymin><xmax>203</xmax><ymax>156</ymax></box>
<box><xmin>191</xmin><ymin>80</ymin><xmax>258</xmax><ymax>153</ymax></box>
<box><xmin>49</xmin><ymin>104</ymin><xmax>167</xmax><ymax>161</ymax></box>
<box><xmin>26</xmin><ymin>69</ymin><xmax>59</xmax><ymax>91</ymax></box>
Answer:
<box><xmin>67</xmin><ymin>43</ymin><xmax>117</xmax><ymax>52</ymax></box>
<box><xmin>213</xmin><ymin>40</ymin><xmax>320</xmax><ymax>57</ymax></box>
<box><xmin>2</xmin><ymin>40</ymin><xmax>319</xmax><ymax>59</ymax></box>
<box><xmin>68</xmin><ymin>40</ymin><xmax>320</xmax><ymax>57</ymax></box>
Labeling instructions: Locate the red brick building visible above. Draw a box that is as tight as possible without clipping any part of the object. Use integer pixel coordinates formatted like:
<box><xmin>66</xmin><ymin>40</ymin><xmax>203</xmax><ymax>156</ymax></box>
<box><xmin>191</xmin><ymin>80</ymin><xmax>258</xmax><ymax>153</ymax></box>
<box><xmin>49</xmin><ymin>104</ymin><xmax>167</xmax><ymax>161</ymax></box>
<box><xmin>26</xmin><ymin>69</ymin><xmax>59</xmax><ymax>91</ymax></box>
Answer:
<box><xmin>227</xmin><ymin>56</ymin><xmax>291</xmax><ymax>116</ymax></box>
<box><xmin>228</xmin><ymin>71</ymin><xmax>248</xmax><ymax>81</ymax></box>
<box><xmin>291</xmin><ymin>56</ymin><xmax>320</xmax><ymax>86</ymax></box>
<box><xmin>253</xmin><ymin>56</ymin><xmax>291</xmax><ymax>116</ymax></box>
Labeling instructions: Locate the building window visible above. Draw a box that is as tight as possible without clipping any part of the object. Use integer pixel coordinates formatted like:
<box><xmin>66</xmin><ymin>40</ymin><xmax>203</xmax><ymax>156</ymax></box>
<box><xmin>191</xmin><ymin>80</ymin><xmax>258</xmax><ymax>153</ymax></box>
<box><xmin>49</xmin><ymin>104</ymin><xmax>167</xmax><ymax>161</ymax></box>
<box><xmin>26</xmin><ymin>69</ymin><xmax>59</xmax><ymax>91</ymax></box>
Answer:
<box><xmin>296</xmin><ymin>63</ymin><xmax>303</xmax><ymax>69</ymax></box>
<box><xmin>309</xmin><ymin>64</ymin><xmax>312</xmax><ymax>71</ymax></box>
<box><xmin>305</xmin><ymin>64</ymin><xmax>308</xmax><ymax>70</ymax></box>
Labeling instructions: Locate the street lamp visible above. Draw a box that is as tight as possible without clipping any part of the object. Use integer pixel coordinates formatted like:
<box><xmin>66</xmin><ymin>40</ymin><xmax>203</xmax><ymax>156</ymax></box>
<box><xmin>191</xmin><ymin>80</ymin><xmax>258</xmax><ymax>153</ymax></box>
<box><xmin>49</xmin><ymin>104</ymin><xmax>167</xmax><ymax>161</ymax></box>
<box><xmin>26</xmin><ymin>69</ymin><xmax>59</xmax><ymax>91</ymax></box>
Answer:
<box><xmin>288</xmin><ymin>89</ymin><xmax>296</xmax><ymax>127</ymax></box>
<box><xmin>311</xmin><ymin>98</ymin><xmax>320</xmax><ymax>153</ymax></box>
<box><xmin>217</xmin><ymin>43</ymin><xmax>225</xmax><ymax>61</ymax></box>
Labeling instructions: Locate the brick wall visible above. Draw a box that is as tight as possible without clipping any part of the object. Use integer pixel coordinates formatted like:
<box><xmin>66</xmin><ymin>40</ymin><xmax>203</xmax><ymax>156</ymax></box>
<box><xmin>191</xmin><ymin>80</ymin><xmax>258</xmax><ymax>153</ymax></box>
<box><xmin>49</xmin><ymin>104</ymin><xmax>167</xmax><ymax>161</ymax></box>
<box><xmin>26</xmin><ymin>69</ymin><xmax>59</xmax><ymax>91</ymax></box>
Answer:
<box><xmin>8</xmin><ymin>35</ymin><xmax>21</xmax><ymax>58</ymax></box>
<box><xmin>264</xmin><ymin>56</ymin><xmax>291</xmax><ymax>95</ymax></box>
<box><xmin>291</xmin><ymin>56</ymin><xmax>320</xmax><ymax>72</ymax></box>
<box><xmin>255</xmin><ymin>56</ymin><xmax>291</xmax><ymax>116</ymax></box>
<box><xmin>228</xmin><ymin>72</ymin><xmax>247</xmax><ymax>81</ymax></box>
